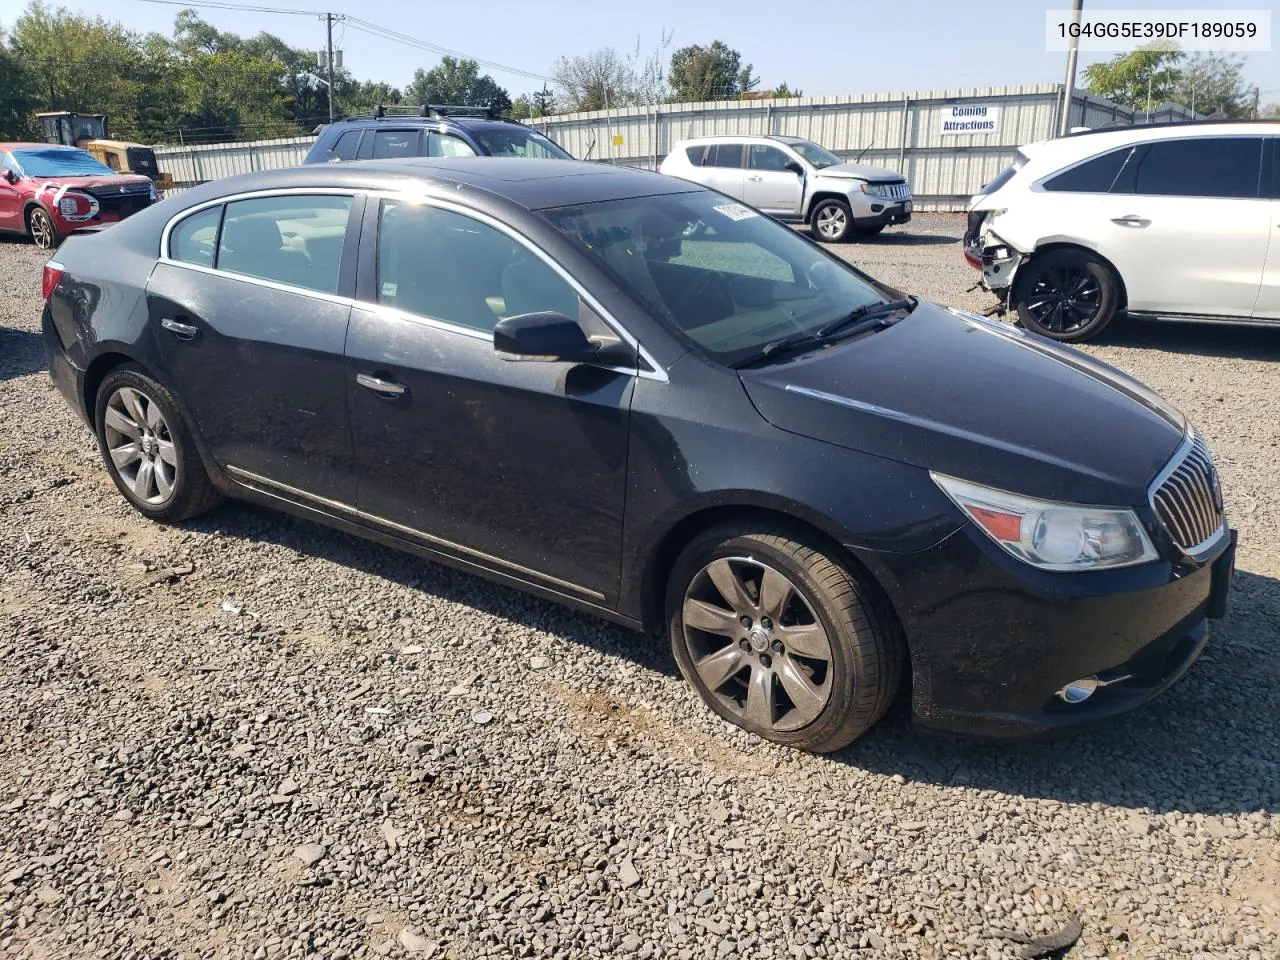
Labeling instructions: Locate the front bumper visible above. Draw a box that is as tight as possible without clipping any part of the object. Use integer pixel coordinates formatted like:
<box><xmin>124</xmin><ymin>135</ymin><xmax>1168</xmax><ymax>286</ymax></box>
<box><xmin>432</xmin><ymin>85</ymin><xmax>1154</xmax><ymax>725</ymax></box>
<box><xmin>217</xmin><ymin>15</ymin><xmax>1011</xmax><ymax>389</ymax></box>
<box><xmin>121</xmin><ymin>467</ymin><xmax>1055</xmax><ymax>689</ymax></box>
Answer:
<box><xmin>854</xmin><ymin>199</ymin><xmax>912</xmax><ymax>228</ymax></box>
<box><xmin>852</xmin><ymin>522</ymin><xmax>1236</xmax><ymax>738</ymax></box>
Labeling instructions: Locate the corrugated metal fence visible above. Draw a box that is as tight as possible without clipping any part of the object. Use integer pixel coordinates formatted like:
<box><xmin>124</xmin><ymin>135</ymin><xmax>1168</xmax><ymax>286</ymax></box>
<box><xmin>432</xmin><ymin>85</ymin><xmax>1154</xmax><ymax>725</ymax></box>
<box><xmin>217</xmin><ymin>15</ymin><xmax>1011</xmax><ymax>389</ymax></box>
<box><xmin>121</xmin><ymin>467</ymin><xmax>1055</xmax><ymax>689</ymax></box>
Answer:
<box><xmin>154</xmin><ymin>85</ymin><xmax>1196</xmax><ymax>209</ymax></box>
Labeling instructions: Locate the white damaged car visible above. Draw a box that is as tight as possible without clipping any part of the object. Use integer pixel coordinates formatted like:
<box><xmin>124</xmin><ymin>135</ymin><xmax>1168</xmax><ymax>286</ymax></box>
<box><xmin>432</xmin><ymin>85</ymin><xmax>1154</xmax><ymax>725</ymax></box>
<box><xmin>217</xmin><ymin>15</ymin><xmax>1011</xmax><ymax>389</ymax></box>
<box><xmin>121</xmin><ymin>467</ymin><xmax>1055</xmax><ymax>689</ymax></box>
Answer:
<box><xmin>965</xmin><ymin>120</ymin><xmax>1279</xmax><ymax>342</ymax></box>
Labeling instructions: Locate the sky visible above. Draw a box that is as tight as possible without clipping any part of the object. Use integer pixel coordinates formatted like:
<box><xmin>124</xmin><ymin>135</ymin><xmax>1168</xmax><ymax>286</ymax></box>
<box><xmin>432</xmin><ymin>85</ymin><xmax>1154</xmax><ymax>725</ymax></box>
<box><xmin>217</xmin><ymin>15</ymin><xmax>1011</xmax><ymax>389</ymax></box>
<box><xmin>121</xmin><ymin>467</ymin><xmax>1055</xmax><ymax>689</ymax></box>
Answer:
<box><xmin>1</xmin><ymin>0</ymin><xmax>1276</xmax><ymax>105</ymax></box>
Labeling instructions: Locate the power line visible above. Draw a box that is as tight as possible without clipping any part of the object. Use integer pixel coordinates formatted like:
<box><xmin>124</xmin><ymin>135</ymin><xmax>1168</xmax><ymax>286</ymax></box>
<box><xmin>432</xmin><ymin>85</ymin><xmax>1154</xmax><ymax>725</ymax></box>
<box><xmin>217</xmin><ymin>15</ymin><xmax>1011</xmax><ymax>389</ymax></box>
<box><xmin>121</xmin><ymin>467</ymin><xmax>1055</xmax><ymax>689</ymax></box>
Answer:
<box><xmin>344</xmin><ymin>17</ymin><xmax>555</xmax><ymax>84</ymax></box>
<box><xmin>129</xmin><ymin>0</ymin><xmax>322</xmax><ymax>14</ymax></box>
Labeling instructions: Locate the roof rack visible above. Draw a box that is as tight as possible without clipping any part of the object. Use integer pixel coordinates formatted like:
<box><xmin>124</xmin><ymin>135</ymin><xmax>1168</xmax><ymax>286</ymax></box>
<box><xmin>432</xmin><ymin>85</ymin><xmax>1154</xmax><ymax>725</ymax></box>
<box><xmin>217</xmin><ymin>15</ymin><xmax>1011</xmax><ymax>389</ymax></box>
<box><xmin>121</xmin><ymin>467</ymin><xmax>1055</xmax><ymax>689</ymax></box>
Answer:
<box><xmin>370</xmin><ymin>103</ymin><xmax>497</xmax><ymax>120</ymax></box>
<box><xmin>1064</xmin><ymin>116</ymin><xmax>1280</xmax><ymax>137</ymax></box>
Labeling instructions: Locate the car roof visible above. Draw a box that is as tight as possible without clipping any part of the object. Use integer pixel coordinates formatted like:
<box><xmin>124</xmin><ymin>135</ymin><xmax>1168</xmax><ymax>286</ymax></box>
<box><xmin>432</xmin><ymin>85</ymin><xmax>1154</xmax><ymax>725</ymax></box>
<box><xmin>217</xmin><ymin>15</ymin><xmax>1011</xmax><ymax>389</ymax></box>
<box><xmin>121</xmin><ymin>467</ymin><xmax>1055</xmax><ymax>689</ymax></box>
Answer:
<box><xmin>170</xmin><ymin>157</ymin><xmax>704</xmax><ymax>211</ymax></box>
<box><xmin>1028</xmin><ymin>119</ymin><xmax>1280</xmax><ymax>163</ymax></box>
<box><xmin>673</xmin><ymin>134</ymin><xmax>797</xmax><ymax>146</ymax></box>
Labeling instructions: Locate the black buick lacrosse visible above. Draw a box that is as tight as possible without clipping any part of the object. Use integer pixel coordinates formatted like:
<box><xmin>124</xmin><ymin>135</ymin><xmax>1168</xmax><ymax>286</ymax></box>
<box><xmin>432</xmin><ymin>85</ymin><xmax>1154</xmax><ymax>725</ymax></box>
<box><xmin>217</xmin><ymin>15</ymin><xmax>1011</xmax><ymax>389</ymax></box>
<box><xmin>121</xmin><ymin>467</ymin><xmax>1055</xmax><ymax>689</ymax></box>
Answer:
<box><xmin>41</xmin><ymin>158</ymin><xmax>1235</xmax><ymax>751</ymax></box>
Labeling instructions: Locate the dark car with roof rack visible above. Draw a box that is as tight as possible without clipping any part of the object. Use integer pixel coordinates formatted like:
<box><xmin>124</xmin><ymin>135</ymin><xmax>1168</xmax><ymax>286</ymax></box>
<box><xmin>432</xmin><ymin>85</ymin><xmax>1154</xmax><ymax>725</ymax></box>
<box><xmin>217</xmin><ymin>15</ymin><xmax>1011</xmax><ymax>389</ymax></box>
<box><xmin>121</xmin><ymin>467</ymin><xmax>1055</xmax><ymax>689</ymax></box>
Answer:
<box><xmin>303</xmin><ymin>103</ymin><xmax>574</xmax><ymax>165</ymax></box>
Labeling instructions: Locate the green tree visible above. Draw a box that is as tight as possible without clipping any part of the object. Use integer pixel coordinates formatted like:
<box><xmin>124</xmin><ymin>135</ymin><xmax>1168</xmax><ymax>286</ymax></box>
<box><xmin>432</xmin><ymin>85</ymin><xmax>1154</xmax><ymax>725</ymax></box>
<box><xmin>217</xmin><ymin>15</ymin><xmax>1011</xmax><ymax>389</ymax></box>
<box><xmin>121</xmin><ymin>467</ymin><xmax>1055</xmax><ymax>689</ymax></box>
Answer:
<box><xmin>0</xmin><ymin>29</ymin><xmax>38</xmax><ymax>138</ymax></box>
<box><xmin>338</xmin><ymin>80</ymin><xmax>403</xmax><ymax>117</ymax></box>
<box><xmin>1174</xmin><ymin>53</ymin><xmax>1250</xmax><ymax>117</ymax></box>
<box><xmin>405</xmin><ymin>56</ymin><xmax>512</xmax><ymax>114</ymax></box>
<box><xmin>668</xmin><ymin>41</ymin><xmax>758</xmax><ymax>102</ymax></box>
<box><xmin>509</xmin><ymin>86</ymin><xmax>555</xmax><ymax>120</ymax></box>
<box><xmin>1082</xmin><ymin>43</ymin><xmax>1185</xmax><ymax>111</ymax></box>
<box><xmin>769</xmin><ymin>82</ymin><xmax>802</xmax><ymax>98</ymax></box>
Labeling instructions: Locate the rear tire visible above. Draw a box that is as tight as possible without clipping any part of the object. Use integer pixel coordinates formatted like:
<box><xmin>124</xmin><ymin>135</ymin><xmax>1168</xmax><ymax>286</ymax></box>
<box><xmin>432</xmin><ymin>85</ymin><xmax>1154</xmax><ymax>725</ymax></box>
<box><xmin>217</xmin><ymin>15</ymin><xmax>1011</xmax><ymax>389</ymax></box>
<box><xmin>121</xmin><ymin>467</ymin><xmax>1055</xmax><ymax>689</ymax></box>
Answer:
<box><xmin>810</xmin><ymin>198</ymin><xmax>854</xmax><ymax>243</ymax></box>
<box><xmin>94</xmin><ymin>364</ymin><xmax>222</xmax><ymax>522</ymax></box>
<box><xmin>667</xmin><ymin>523</ymin><xmax>903</xmax><ymax>752</ymax></box>
<box><xmin>27</xmin><ymin>207</ymin><xmax>60</xmax><ymax>250</ymax></box>
<box><xmin>1012</xmin><ymin>248</ymin><xmax>1121</xmax><ymax>342</ymax></box>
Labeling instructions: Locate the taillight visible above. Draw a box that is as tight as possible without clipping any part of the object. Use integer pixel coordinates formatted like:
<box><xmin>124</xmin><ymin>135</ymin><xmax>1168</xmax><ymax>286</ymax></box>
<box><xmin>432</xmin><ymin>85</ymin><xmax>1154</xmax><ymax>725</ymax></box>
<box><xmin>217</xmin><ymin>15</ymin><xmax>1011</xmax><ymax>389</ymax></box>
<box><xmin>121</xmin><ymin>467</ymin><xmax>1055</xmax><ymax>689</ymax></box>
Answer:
<box><xmin>42</xmin><ymin>262</ymin><xmax>64</xmax><ymax>300</ymax></box>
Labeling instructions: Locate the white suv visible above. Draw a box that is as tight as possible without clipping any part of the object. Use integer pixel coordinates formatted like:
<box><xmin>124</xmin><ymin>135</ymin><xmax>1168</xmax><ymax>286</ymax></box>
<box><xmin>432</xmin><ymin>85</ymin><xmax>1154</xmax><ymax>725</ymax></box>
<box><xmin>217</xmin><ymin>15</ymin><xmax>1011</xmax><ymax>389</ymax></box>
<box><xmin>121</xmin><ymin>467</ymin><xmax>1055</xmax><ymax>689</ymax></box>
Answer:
<box><xmin>966</xmin><ymin>120</ymin><xmax>1280</xmax><ymax>341</ymax></box>
<box><xmin>659</xmin><ymin>135</ymin><xmax>912</xmax><ymax>243</ymax></box>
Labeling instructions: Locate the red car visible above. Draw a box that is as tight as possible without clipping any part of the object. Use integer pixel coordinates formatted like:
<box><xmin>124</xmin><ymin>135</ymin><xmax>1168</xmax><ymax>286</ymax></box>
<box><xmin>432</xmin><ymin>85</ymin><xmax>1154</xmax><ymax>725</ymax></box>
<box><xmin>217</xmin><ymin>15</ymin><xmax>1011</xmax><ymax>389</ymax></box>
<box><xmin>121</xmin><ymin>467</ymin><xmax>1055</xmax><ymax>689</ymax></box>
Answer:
<box><xmin>0</xmin><ymin>143</ymin><xmax>158</xmax><ymax>249</ymax></box>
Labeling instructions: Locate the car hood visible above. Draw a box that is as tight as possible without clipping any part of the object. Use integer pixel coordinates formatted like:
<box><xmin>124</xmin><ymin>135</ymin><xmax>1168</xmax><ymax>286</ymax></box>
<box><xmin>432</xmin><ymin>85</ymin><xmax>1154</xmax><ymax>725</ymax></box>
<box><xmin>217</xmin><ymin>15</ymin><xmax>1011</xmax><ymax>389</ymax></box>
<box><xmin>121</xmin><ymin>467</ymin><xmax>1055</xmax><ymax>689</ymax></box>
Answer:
<box><xmin>28</xmin><ymin>174</ymin><xmax>151</xmax><ymax>191</ymax></box>
<box><xmin>739</xmin><ymin>303</ymin><xmax>1186</xmax><ymax>506</ymax></box>
<box><xmin>813</xmin><ymin>162</ymin><xmax>904</xmax><ymax>182</ymax></box>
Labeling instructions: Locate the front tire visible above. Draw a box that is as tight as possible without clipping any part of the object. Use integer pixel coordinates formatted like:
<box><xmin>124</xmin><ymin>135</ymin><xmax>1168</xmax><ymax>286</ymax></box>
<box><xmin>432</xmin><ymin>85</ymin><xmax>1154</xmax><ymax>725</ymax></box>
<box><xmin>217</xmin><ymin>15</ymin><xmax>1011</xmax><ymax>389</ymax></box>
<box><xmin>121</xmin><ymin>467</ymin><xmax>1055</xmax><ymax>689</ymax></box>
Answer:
<box><xmin>810</xmin><ymin>198</ymin><xmax>854</xmax><ymax>243</ymax></box>
<box><xmin>1012</xmin><ymin>248</ymin><xmax>1121</xmax><ymax>342</ymax></box>
<box><xmin>667</xmin><ymin>525</ymin><xmax>903</xmax><ymax>752</ymax></box>
<box><xmin>27</xmin><ymin>207</ymin><xmax>60</xmax><ymax>250</ymax></box>
<box><xmin>94</xmin><ymin>365</ymin><xmax>221</xmax><ymax>522</ymax></box>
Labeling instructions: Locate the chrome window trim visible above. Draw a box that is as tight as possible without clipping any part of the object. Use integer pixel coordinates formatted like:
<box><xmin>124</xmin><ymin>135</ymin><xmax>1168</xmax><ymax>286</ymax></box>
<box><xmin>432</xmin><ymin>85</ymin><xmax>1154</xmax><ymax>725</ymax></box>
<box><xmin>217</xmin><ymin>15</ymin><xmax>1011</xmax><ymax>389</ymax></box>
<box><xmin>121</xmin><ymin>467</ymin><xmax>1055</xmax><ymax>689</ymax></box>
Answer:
<box><xmin>224</xmin><ymin>465</ymin><xmax>605</xmax><ymax>601</ymax></box>
<box><xmin>157</xmin><ymin>186</ymin><xmax>668</xmax><ymax>383</ymax></box>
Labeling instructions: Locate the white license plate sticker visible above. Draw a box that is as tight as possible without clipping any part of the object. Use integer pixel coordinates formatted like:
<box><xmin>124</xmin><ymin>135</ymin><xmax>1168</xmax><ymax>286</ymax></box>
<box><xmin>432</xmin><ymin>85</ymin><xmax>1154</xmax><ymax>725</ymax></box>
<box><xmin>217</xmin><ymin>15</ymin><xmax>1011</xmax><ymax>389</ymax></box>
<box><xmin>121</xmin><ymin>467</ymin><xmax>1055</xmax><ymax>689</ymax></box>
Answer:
<box><xmin>713</xmin><ymin>203</ymin><xmax>759</xmax><ymax>222</ymax></box>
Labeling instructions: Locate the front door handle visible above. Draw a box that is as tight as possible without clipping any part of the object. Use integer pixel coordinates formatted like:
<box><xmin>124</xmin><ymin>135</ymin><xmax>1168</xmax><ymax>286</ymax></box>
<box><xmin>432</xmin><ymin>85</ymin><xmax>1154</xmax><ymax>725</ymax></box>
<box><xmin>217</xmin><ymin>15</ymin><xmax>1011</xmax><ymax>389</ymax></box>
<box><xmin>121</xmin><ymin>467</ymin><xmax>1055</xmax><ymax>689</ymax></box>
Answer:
<box><xmin>1111</xmin><ymin>215</ymin><xmax>1151</xmax><ymax>228</ymax></box>
<box><xmin>356</xmin><ymin>373</ymin><xmax>406</xmax><ymax>397</ymax></box>
<box><xmin>160</xmin><ymin>317</ymin><xmax>199</xmax><ymax>340</ymax></box>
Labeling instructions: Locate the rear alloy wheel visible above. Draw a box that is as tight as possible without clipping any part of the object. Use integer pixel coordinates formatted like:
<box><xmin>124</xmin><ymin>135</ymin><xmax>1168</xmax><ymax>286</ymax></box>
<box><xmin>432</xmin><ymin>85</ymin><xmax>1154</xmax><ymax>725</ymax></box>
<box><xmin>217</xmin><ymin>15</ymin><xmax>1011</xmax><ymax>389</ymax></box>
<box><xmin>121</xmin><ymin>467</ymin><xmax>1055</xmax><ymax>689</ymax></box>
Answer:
<box><xmin>1013</xmin><ymin>248</ymin><xmax>1120</xmax><ymax>342</ymax></box>
<box><xmin>28</xmin><ymin>207</ymin><xmax>59</xmax><ymax>250</ymax></box>
<box><xmin>668</xmin><ymin>526</ymin><xmax>903</xmax><ymax>752</ymax></box>
<box><xmin>810</xmin><ymin>198</ymin><xmax>854</xmax><ymax>243</ymax></box>
<box><xmin>94</xmin><ymin>365</ymin><xmax>221</xmax><ymax>522</ymax></box>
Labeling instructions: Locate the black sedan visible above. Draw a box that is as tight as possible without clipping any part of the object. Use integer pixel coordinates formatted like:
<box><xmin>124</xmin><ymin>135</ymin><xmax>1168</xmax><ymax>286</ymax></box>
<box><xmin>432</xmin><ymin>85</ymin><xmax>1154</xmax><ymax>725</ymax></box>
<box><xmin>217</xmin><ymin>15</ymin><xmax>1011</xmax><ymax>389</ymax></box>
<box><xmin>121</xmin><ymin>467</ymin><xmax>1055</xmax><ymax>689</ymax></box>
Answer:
<box><xmin>41</xmin><ymin>158</ymin><xmax>1236</xmax><ymax>751</ymax></box>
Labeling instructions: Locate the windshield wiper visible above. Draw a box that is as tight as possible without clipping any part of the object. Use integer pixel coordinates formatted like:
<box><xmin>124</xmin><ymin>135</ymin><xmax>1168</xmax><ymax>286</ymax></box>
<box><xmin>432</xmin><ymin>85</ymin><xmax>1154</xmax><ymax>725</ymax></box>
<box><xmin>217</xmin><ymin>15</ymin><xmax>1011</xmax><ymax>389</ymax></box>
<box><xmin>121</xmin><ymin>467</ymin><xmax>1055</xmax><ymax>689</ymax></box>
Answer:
<box><xmin>735</xmin><ymin>297</ymin><xmax>916</xmax><ymax>369</ymax></box>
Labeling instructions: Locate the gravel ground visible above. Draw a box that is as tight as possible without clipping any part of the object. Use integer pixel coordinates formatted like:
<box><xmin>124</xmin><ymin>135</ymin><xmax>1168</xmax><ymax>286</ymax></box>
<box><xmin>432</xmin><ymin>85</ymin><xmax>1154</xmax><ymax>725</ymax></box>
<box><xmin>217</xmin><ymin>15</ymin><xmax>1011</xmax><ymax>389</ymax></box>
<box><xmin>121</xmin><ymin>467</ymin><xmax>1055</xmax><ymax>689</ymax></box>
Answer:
<box><xmin>1</xmin><ymin>216</ymin><xmax>1277</xmax><ymax>960</ymax></box>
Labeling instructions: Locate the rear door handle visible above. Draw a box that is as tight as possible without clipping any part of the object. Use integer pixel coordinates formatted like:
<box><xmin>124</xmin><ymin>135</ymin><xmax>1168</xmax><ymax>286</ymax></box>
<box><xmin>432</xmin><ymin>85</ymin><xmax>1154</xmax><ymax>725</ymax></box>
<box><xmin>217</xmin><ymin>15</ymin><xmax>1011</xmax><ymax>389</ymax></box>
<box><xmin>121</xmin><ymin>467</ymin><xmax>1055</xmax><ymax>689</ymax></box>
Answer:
<box><xmin>356</xmin><ymin>373</ymin><xmax>406</xmax><ymax>397</ymax></box>
<box><xmin>1111</xmin><ymin>215</ymin><xmax>1151</xmax><ymax>227</ymax></box>
<box><xmin>160</xmin><ymin>317</ymin><xmax>199</xmax><ymax>340</ymax></box>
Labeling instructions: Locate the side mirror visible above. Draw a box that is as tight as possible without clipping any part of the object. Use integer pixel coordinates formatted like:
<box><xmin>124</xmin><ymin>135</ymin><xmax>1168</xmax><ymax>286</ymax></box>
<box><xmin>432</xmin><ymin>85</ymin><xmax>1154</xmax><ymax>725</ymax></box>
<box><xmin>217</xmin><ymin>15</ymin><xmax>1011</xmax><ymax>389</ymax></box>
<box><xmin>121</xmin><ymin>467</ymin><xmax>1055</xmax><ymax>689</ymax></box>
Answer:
<box><xmin>1</xmin><ymin>169</ymin><xmax>16</xmax><ymax>184</ymax></box>
<box><xmin>494</xmin><ymin>312</ymin><xmax>630</xmax><ymax>365</ymax></box>
<box><xmin>784</xmin><ymin>160</ymin><xmax>804</xmax><ymax>176</ymax></box>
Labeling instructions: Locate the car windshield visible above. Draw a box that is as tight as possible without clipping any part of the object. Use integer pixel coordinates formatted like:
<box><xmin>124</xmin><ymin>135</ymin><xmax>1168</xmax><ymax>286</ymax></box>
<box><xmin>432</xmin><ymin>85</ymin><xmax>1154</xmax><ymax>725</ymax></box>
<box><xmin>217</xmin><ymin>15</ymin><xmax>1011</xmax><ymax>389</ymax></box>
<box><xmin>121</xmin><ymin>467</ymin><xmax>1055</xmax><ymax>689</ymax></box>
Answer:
<box><xmin>470</xmin><ymin>127</ymin><xmax>572</xmax><ymax>160</ymax></box>
<box><xmin>786</xmin><ymin>140</ymin><xmax>842</xmax><ymax>169</ymax></box>
<box><xmin>11</xmin><ymin>147</ymin><xmax>116</xmax><ymax>177</ymax></box>
<box><xmin>539</xmin><ymin>191</ymin><xmax>888</xmax><ymax>366</ymax></box>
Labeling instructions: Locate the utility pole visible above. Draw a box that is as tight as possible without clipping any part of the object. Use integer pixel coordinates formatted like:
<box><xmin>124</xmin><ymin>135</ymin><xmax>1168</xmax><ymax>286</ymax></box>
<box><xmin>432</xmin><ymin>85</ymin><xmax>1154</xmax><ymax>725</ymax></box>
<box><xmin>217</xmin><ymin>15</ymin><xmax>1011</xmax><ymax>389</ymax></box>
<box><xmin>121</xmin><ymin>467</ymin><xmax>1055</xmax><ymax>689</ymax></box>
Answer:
<box><xmin>325</xmin><ymin>13</ymin><xmax>336</xmax><ymax>123</ymax></box>
<box><xmin>1058</xmin><ymin>0</ymin><xmax>1083</xmax><ymax>136</ymax></box>
<box><xmin>1251</xmin><ymin>86</ymin><xmax>1260</xmax><ymax>119</ymax></box>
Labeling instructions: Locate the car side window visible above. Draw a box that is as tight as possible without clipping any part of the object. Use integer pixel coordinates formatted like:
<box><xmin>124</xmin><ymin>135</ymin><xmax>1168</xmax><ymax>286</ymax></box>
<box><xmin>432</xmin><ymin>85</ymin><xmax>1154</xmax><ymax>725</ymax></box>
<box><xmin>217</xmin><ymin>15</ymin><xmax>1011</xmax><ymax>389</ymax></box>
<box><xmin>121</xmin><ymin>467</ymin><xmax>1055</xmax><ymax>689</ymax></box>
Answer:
<box><xmin>685</xmin><ymin>145</ymin><xmax>707</xmax><ymax>165</ymax></box>
<box><xmin>708</xmin><ymin>144</ymin><xmax>744</xmax><ymax>168</ymax></box>
<box><xmin>169</xmin><ymin>206</ymin><xmax>223</xmax><ymax>267</ymax></box>
<box><xmin>749</xmin><ymin>145</ymin><xmax>792</xmax><ymax>171</ymax></box>
<box><xmin>329</xmin><ymin>129</ymin><xmax>362</xmax><ymax>161</ymax></box>
<box><xmin>1128</xmin><ymin>137</ymin><xmax>1263</xmax><ymax>199</ymax></box>
<box><xmin>426</xmin><ymin>132</ymin><xmax>478</xmax><ymax>158</ymax></box>
<box><xmin>371</xmin><ymin>130</ymin><xmax>420</xmax><ymax>159</ymax></box>
<box><xmin>103</xmin><ymin>152</ymin><xmax>120</xmax><ymax>171</ymax></box>
<box><xmin>377</xmin><ymin>200</ymin><xmax>579</xmax><ymax>334</ymax></box>
<box><xmin>216</xmin><ymin>195</ymin><xmax>353</xmax><ymax>294</ymax></box>
<box><xmin>0</xmin><ymin>152</ymin><xmax>18</xmax><ymax>178</ymax></box>
<box><xmin>1042</xmin><ymin>146</ymin><xmax>1135</xmax><ymax>193</ymax></box>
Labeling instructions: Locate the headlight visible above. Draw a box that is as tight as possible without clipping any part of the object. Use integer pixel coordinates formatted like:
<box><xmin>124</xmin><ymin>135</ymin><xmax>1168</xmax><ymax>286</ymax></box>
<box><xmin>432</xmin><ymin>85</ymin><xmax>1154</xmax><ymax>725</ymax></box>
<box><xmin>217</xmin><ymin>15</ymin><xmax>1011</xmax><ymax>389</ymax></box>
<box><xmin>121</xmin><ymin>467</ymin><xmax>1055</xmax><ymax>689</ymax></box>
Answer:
<box><xmin>931</xmin><ymin>473</ymin><xmax>1157</xmax><ymax>571</ymax></box>
<box><xmin>55</xmin><ymin>192</ymin><xmax>99</xmax><ymax>221</ymax></box>
<box><xmin>859</xmin><ymin>182</ymin><xmax>887</xmax><ymax>197</ymax></box>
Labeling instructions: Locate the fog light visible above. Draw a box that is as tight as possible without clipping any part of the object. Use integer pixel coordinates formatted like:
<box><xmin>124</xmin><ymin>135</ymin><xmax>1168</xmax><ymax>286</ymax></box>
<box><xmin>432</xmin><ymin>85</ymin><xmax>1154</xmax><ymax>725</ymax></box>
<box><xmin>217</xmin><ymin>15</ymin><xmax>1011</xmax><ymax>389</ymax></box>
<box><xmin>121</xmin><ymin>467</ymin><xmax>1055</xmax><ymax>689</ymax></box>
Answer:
<box><xmin>1056</xmin><ymin>676</ymin><xmax>1100</xmax><ymax>704</ymax></box>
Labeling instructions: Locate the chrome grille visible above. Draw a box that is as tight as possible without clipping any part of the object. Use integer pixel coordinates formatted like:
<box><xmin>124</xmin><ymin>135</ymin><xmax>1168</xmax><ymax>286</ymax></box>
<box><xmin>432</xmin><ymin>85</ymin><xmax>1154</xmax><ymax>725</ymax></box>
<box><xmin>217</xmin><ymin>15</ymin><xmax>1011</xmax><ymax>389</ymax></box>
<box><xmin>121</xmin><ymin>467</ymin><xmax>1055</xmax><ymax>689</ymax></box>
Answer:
<box><xmin>874</xmin><ymin>181</ymin><xmax>910</xmax><ymax>200</ymax></box>
<box><xmin>1151</xmin><ymin>431</ymin><xmax>1224</xmax><ymax>553</ymax></box>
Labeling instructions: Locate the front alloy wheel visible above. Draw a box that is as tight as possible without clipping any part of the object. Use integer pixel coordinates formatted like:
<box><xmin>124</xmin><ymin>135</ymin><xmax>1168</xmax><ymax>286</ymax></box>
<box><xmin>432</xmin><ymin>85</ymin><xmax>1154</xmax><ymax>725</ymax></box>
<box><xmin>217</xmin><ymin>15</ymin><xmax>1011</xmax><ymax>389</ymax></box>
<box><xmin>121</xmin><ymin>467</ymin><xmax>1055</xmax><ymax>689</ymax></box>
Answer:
<box><xmin>28</xmin><ymin>207</ymin><xmax>58</xmax><ymax>250</ymax></box>
<box><xmin>682</xmin><ymin>557</ymin><xmax>834</xmax><ymax>733</ymax></box>
<box><xmin>1014</xmin><ymin>249</ymin><xmax>1120</xmax><ymax>342</ymax></box>
<box><xmin>811</xmin><ymin>199</ymin><xmax>854</xmax><ymax>243</ymax></box>
<box><xmin>669</xmin><ymin>526</ymin><xmax>903</xmax><ymax>752</ymax></box>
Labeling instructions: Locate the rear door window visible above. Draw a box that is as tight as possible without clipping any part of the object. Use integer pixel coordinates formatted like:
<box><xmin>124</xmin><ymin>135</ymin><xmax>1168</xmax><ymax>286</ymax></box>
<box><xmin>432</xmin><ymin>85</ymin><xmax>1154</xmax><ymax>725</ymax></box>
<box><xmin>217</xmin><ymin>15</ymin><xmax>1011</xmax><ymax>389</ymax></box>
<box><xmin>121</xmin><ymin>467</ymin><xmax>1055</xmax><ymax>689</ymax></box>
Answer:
<box><xmin>708</xmin><ymin>143</ymin><xmax>745</xmax><ymax>168</ymax></box>
<box><xmin>216</xmin><ymin>195</ymin><xmax>353</xmax><ymax>294</ymax></box>
<box><xmin>370</xmin><ymin>130</ymin><xmax>421</xmax><ymax>159</ymax></box>
<box><xmin>1129</xmin><ymin>137</ymin><xmax>1263</xmax><ymax>199</ymax></box>
<box><xmin>328</xmin><ymin>129</ymin><xmax>363</xmax><ymax>161</ymax></box>
<box><xmin>169</xmin><ymin>206</ymin><xmax>223</xmax><ymax>267</ymax></box>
